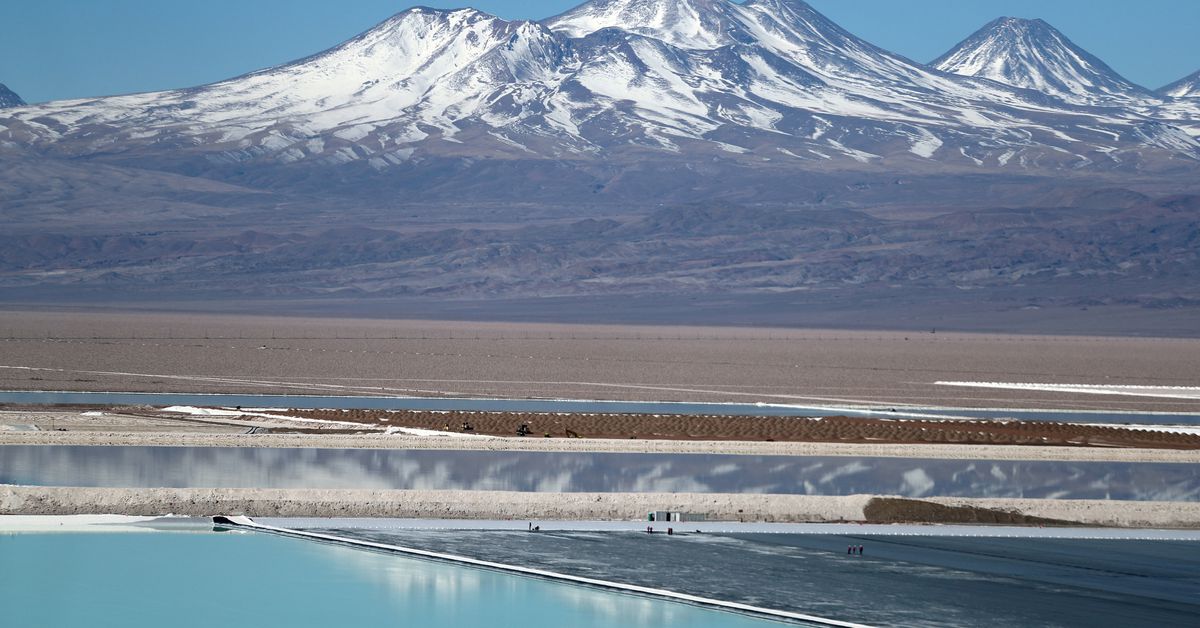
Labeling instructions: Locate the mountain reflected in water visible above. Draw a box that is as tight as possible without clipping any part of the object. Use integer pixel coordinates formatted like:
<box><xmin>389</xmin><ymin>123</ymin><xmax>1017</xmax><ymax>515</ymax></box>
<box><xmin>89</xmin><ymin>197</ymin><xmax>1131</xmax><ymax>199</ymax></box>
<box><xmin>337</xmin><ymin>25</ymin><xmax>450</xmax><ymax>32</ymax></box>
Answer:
<box><xmin>1</xmin><ymin>445</ymin><xmax>1197</xmax><ymax>501</ymax></box>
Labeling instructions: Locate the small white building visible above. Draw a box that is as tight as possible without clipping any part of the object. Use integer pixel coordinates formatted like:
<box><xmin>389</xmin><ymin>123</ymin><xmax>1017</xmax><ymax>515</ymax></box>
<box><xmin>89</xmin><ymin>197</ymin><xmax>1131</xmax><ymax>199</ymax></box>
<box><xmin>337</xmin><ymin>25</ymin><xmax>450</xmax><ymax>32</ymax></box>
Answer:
<box><xmin>649</xmin><ymin>511</ymin><xmax>706</xmax><ymax>522</ymax></box>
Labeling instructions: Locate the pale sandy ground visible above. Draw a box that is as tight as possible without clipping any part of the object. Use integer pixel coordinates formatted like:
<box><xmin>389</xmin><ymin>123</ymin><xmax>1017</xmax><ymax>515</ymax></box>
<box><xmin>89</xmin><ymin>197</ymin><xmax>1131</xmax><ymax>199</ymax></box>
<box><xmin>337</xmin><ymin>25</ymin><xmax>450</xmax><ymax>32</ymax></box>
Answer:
<box><xmin>5</xmin><ymin>408</ymin><xmax>1200</xmax><ymax>462</ymax></box>
<box><xmin>4</xmin><ymin>487</ymin><xmax>1199</xmax><ymax>529</ymax></box>
<box><xmin>2</xmin><ymin>310</ymin><xmax>1199</xmax><ymax>412</ymax></box>
<box><xmin>0</xmin><ymin>514</ymin><xmax>163</xmax><ymax>532</ymax></box>
<box><xmin>5</xmin><ymin>515</ymin><xmax>1199</xmax><ymax>539</ymax></box>
<box><xmin>4</xmin><ymin>428</ymin><xmax>1199</xmax><ymax>463</ymax></box>
<box><xmin>0</xmin><ymin>409</ymin><xmax>247</xmax><ymax>434</ymax></box>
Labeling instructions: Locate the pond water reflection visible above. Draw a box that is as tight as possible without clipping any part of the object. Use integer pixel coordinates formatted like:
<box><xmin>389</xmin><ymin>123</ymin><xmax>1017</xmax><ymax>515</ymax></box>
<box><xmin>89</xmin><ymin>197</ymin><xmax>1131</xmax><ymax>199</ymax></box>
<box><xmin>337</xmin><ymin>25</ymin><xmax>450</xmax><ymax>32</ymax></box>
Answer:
<box><xmin>0</xmin><ymin>531</ymin><xmax>778</xmax><ymax>628</ymax></box>
<box><xmin>2</xmin><ymin>445</ymin><xmax>1195</xmax><ymax>500</ymax></box>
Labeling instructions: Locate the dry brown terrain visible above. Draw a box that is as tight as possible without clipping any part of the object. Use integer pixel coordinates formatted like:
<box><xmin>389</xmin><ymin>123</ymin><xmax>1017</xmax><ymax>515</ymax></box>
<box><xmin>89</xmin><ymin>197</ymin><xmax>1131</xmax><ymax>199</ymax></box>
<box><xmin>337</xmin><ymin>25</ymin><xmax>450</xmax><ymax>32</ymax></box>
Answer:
<box><xmin>5</xmin><ymin>405</ymin><xmax>1199</xmax><ymax>456</ymax></box>
<box><xmin>273</xmin><ymin>408</ymin><xmax>1200</xmax><ymax>450</ymax></box>
<box><xmin>1</xmin><ymin>309</ymin><xmax>1198</xmax><ymax>412</ymax></box>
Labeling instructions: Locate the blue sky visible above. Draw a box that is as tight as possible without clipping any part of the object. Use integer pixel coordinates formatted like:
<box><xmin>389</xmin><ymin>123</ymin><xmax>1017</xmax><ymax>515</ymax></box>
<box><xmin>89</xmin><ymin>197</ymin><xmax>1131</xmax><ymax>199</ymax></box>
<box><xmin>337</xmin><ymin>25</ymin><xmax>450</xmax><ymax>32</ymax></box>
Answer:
<box><xmin>2</xmin><ymin>0</ymin><xmax>1197</xmax><ymax>103</ymax></box>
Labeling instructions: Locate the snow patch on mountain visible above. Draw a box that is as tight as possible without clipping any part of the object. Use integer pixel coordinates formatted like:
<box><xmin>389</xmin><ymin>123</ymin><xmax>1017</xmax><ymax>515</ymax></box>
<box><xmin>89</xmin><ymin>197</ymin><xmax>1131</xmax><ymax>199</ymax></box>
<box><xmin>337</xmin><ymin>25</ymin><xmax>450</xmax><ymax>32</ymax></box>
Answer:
<box><xmin>933</xmin><ymin>17</ymin><xmax>1153</xmax><ymax>106</ymax></box>
<box><xmin>0</xmin><ymin>83</ymin><xmax>23</xmax><ymax>108</ymax></box>
<box><xmin>546</xmin><ymin>0</ymin><xmax>740</xmax><ymax>49</ymax></box>
<box><xmin>0</xmin><ymin>8</ymin><xmax>594</xmax><ymax>159</ymax></box>
<box><xmin>0</xmin><ymin>0</ymin><xmax>1197</xmax><ymax>170</ymax></box>
<box><xmin>1161</xmin><ymin>70</ymin><xmax>1200</xmax><ymax>99</ymax></box>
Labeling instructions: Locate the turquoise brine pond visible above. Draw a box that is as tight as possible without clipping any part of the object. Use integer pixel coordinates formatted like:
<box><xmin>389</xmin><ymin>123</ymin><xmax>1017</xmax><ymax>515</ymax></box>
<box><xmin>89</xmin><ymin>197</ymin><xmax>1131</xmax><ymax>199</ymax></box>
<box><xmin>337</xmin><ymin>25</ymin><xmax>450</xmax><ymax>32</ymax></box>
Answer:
<box><xmin>0</xmin><ymin>530</ymin><xmax>783</xmax><ymax>627</ymax></box>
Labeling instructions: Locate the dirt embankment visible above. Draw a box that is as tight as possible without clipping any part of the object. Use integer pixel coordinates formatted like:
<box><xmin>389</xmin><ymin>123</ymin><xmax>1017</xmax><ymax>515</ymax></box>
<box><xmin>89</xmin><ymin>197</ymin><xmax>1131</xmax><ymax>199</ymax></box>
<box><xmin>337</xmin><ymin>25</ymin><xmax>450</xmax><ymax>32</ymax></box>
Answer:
<box><xmin>5</xmin><ymin>486</ymin><xmax>1200</xmax><ymax>528</ymax></box>
<box><xmin>864</xmin><ymin>498</ymin><xmax>1073</xmax><ymax>526</ymax></box>
<box><xmin>275</xmin><ymin>408</ymin><xmax>1200</xmax><ymax>450</ymax></box>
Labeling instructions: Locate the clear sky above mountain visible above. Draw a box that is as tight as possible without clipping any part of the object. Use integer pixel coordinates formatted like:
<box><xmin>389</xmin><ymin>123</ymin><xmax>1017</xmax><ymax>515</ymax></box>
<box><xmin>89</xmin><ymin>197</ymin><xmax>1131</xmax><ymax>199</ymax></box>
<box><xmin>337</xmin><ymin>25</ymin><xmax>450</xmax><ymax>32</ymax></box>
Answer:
<box><xmin>2</xmin><ymin>0</ymin><xmax>1197</xmax><ymax>103</ymax></box>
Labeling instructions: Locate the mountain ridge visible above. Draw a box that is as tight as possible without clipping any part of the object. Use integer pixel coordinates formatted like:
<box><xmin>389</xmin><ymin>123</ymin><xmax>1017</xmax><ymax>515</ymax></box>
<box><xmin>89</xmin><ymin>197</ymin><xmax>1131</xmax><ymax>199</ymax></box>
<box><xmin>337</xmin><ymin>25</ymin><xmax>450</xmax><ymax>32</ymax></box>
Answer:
<box><xmin>1</xmin><ymin>0</ymin><xmax>1199</xmax><ymax>330</ymax></box>
<box><xmin>0</xmin><ymin>83</ymin><xmax>23</xmax><ymax>108</ymax></box>
<box><xmin>932</xmin><ymin>16</ymin><xmax>1154</xmax><ymax>105</ymax></box>
<box><xmin>1161</xmin><ymin>69</ymin><xmax>1200</xmax><ymax>98</ymax></box>
<box><xmin>1</xmin><ymin>0</ymin><xmax>1197</xmax><ymax>183</ymax></box>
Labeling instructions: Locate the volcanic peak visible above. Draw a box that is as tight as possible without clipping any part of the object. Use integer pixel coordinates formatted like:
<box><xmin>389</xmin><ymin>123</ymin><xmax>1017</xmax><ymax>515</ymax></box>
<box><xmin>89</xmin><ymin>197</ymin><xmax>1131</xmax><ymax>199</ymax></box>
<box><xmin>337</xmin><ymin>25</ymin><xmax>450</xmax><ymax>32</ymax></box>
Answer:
<box><xmin>932</xmin><ymin>15</ymin><xmax>1152</xmax><ymax>105</ymax></box>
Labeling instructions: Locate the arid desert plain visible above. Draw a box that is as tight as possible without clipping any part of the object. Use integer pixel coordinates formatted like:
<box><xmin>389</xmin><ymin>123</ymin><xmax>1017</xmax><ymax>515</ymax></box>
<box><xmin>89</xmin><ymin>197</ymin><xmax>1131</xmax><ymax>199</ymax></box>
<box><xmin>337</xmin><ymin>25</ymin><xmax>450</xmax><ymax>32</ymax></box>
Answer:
<box><xmin>2</xmin><ymin>309</ymin><xmax>1198</xmax><ymax>412</ymax></box>
<box><xmin>3</xmin><ymin>308</ymin><xmax>1199</xmax><ymax>528</ymax></box>
<box><xmin>3</xmin><ymin>310</ymin><xmax>1200</xmax><ymax>627</ymax></box>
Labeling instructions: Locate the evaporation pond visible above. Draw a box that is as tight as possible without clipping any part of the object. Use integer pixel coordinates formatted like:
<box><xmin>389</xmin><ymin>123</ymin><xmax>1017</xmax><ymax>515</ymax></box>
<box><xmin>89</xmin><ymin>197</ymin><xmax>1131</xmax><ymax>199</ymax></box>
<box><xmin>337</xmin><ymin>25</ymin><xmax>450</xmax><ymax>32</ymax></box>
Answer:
<box><xmin>3</xmin><ymin>445</ymin><xmax>1198</xmax><ymax>500</ymax></box>
<box><xmin>0</xmin><ymin>530</ymin><xmax>778</xmax><ymax>628</ymax></box>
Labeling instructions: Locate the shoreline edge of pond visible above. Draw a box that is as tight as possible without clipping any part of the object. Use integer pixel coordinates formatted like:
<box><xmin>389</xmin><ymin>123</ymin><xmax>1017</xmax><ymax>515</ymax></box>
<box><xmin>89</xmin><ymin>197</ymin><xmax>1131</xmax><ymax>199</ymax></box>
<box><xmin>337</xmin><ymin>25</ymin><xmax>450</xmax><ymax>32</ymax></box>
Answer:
<box><xmin>5</xmin><ymin>486</ymin><xmax>1200</xmax><ymax>529</ymax></box>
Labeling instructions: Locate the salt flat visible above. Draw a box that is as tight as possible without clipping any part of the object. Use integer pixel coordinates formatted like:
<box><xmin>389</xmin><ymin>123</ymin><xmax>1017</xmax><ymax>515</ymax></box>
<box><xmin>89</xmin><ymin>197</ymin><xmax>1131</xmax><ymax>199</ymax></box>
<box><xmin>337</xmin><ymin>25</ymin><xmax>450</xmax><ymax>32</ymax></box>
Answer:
<box><xmin>2</xmin><ymin>310</ymin><xmax>1198</xmax><ymax>412</ymax></box>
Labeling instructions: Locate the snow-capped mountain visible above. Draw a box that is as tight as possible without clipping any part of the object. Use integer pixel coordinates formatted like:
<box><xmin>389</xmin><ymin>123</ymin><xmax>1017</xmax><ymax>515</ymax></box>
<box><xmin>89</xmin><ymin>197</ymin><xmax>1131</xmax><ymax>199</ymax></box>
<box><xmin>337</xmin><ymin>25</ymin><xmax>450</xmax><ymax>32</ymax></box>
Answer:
<box><xmin>932</xmin><ymin>17</ymin><xmax>1154</xmax><ymax>106</ymax></box>
<box><xmin>1161</xmin><ymin>70</ymin><xmax>1200</xmax><ymax>98</ymax></box>
<box><xmin>0</xmin><ymin>83</ymin><xmax>23</xmax><ymax>108</ymax></box>
<box><xmin>0</xmin><ymin>8</ymin><xmax>572</xmax><ymax>161</ymax></box>
<box><xmin>2</xmin><ymin>0</ymin><xmax>1200</xmax><ymax>320</ymax></box>
<box><xmin>0</xmin><ymin>0</ymin><xmax>1197</xmax><ymax>180</ymax></box>
<box><xmin>545</xmin><ymin>0</ymin><xmax>743</xmax><ymax>49</ymax></box>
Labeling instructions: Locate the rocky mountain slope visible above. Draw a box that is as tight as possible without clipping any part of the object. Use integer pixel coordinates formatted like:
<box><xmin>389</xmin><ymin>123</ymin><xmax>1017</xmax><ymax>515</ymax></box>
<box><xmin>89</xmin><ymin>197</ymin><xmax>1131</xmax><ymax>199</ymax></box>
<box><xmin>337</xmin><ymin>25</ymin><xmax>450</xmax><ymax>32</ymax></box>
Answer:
<box><xmin>1</xmin><ymin>0</ymin><xmax>1199</xmax><ymax>331</ymax></box>
<box><xmin>0</xmin><ymin>0</ymin><xmax>1197</xmax><ymax>185</ymax></box>
<box><xmin>932</xmin><ymin>17</ymin><xmax>1154</xmax><ymax>106</ymax></box>
<box><xmin>1162</xmin><ymin>70</ymin><xmax>1200</xmax><ymax>98</ymax></box>
<box><xmin>0</xmin><ymin>83</ymin><xmax>23</xmax><ymax>108</ymax></box>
